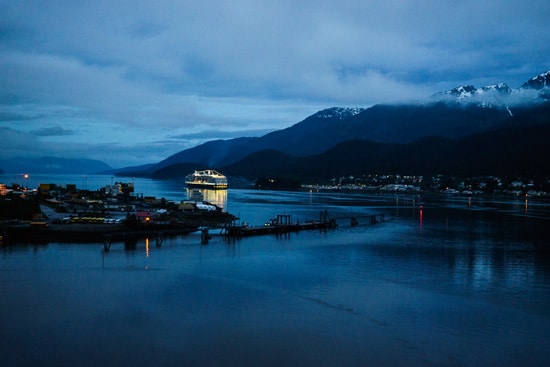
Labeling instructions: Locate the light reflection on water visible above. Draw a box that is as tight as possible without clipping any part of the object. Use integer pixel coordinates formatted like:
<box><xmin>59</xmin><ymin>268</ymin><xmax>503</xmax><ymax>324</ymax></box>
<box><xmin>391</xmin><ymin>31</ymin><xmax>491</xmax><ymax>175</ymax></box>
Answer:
<box><xmin>1</xmin><ymin>175</ymin><xmax>549</xmax><ymax>366</ymax></box>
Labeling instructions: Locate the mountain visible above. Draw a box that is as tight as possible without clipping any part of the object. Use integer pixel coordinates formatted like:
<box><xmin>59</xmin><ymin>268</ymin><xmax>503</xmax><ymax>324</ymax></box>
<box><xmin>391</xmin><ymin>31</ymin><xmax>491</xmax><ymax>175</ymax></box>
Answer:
<box><xmin>150</xmin><ymin>107</ymin><xmax>365</xmax><ymax>172</ymax></box>
<box><xmin>142</xmin><ymin>102</ymin><xmax>515</xmax><ymax>174</ymax></box>
<box><xmin>520</xmin><ymin>71</ymin><xmax>550</xmax><ymax>100</ymax></box>
<box><xmin>434</xmin><ymin>71</ymin><xmax>550</xmax><ymax>105</ymax></box>
<box><xmin>111</xmin><ymin>162</ymin><xmax>157</xmax><ymax>177</ymax></box>
<box><xmin>150</xmin><ymin>163</ymin><xmax>206</xmax><ymax>179</ymax></box>
<box><xmin>521</xmin><ymin>71</ymin><xmax>550</xmax><ymax>90</ymax></box>
<box><xmin>432</xmin><ymin>83</ymin><xmax>513</xmax><ymax>106</ymax></box>
<box><xmin>152</xmin><ymin>137</ymin><xmax>257</xmax><ymax>172</ymax></box>
<box><xmin>144</xmin><ymin>103</ymin><xmax>512</xmax><ymax>173</ymax></box>
<box><xmin>222</xmin><ymin>122</ymin><xmax>550</xmax><ymax>181</ymax></box>
<box><xmin>1</xmin><ymin>157</ymin><xmax>111</xmax><ymax>174</ymax></box>
<box><xmin>222</xmin><ymin>149</ymin><xmax>306</xmax><ymax>179</ymax></box>
<box><xmin>118</xmin><ymin>70</ymin><xmax>550</xmax><ymax>180</ymax></box>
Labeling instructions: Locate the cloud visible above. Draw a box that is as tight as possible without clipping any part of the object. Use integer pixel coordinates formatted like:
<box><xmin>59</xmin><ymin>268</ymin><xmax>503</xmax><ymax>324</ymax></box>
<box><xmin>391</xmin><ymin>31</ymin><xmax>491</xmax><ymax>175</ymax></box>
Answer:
<box><xmin>0</xmin><ymin>111</ymin><xmax>39</xmax><ymax>122</ymax></box>
<box><xmin>0</xmin><ymin>126</ymin><xmax>177</xmax><ymax>168</ymax></box>
<box><xmin>170</xmin><ymin>129</ymin><xmax>275</xmax><ymax>141</ymax></box>
<box><xmin>31</xmin><ymin>126</ymin><xmax>75</xmax><ymax>137</ymax></box>
<box><xmin>0</xmin><ymin>0</ymin><xmax>548</xmax><ymax>167</ymax></box>
<box><xmin>0</xmin><ymin>127</ymin><xmax>45</xmax><ymax>159</ymax></box>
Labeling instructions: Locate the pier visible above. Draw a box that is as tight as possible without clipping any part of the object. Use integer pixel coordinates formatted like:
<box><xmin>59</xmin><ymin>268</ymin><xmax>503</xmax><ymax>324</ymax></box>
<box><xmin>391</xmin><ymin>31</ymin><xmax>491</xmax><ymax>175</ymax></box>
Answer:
<box><xmin>223</xmin><ymin>211</ymin><xmax>338</xmax><ymax>238</ymax></box>
<box><xmin>180</xmin><ymin>209</ymin><xmax>388</xmax><ymax>243</ymax></box>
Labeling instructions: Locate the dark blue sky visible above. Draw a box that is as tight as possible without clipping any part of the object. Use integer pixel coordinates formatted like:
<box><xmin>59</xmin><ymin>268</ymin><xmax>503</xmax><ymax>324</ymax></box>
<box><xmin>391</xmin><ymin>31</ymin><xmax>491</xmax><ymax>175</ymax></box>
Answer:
<box><xmin>1</xmin><ymin>0</ymin><xmax>548</xmax><ymax>168</ymax></box>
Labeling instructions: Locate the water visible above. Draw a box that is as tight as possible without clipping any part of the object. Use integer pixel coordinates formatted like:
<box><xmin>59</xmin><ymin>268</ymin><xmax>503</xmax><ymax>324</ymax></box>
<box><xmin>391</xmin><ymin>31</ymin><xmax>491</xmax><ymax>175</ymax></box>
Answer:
<box><xmin>1</xmin><ymin>175</ymin><xmax>549</xmax><ymax>366</ymax></box>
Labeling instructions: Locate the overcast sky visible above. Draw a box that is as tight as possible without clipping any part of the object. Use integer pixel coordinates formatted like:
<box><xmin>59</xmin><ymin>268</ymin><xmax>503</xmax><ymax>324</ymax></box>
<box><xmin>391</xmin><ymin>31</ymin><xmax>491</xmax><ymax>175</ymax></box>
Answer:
<box><xmin>1</xmin><ymin>0</ymin><xmax>549</xmax><ymax>168</ymax></box>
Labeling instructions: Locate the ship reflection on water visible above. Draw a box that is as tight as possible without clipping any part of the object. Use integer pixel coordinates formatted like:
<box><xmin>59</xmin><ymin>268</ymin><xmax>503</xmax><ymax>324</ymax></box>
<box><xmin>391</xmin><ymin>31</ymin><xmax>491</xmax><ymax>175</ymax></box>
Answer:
<box><xmin>186</xmin><ymin>187</ymin><xmax>228</xmax><ymax>211</ymax></box>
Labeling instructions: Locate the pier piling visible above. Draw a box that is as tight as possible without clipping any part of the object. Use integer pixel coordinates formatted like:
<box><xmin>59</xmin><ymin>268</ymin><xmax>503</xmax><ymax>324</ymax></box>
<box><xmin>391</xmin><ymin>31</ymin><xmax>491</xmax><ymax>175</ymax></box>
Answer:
<box><xmin>201</xmin><ymin>229</ymin><xmax>210</xmax><ymax>244</ymax></box>
<box><xmin>103</xmin><ymin>234</ymin><xmax>112</xmax><ymax>252</ymax></box>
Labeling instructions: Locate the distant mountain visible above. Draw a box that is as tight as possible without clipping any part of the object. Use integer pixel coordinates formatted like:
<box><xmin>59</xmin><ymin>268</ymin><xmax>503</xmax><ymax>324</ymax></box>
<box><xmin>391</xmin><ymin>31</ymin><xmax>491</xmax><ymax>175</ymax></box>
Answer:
<box><xmin>150</xmin><ymin>163</ymin><xmax>205</xmax><ymax>180</ymax></box>
<box><xmin>149</xmin><ymin>107</ymin><xmax>365</xmax><ymax>172</ymax></box>
<box><xmin>140</xmin><ymin>103</ymin><xmax>516</xmax><ymax>175</ymax></box>
<box><xmin>1</xmin><ymin>157</ymin><xmax>111</xmax><ymax>174</ymax></box>
<box><xmin>152</xmin><ymin>137</ymin><xmax>257</xmax><ymax>172</ymax></box>
<box><xmin>141</xmin><ymin>103</ymin><xmax>511</xmax><ymax>174</ymax></box>
<box><xmin>222</xmin><ymin>122</ymin><xmax>550</xmax><ymax>181</ymax></box>
<box><xmin>117</xmin><ymin>70</ymin><xmax>550</xmax><ymax>180</ymax></box>
<box><xmin>221</xmin><ymin>149</ymin><xmax>306</xmax><ymax>179</ymax></box>
<box><xmin>111</xmin><ymin>162</ymin><xmax>157</xmax><ymax>177</ymax></box>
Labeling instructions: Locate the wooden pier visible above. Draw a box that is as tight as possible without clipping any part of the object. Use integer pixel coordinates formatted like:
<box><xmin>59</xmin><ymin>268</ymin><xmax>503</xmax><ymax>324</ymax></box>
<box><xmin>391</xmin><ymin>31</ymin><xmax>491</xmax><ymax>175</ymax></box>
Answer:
<box><xmin>224</xmin><ymin>211</ymin><xmax>338</xmax><ymax>238</ymax></box>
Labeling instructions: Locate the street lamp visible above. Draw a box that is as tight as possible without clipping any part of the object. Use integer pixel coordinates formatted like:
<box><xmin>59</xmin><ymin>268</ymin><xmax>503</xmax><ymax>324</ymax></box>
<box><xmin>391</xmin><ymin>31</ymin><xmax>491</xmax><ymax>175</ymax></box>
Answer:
<box><xmin>21</xmin><ymin>173</ymin><xmax>29</xmax><ymax>189</ymax></box>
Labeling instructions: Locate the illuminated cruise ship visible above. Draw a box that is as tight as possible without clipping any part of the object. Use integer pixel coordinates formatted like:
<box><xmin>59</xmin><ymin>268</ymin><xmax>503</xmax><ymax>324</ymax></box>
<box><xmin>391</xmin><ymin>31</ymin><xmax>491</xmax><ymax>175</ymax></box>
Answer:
<box><xmin>185</xmin><ymin>170</ymin><xmax>228</xmax><ymax>189</ymax></box>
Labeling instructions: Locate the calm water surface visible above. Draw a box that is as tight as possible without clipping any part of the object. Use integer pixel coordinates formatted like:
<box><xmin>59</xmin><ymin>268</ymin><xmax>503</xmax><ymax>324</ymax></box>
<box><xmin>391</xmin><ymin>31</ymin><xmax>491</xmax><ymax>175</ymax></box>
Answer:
<box><xmin>1</xmin><ymin>175</ymin><xmax>549</xmax><ymax>366</ymax></box>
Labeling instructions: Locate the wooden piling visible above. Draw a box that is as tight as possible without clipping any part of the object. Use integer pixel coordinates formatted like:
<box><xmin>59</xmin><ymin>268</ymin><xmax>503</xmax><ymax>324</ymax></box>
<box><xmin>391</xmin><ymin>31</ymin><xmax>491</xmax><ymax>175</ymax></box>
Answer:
<box><xmin>201</xmin><ymin>229</ymin><xmax>210</xmax><ymax>244</ymax></box>
<box><xmin>103</xmin><ymin>234</ymin><xmax>112</xmax><ymax>252</ymax></box>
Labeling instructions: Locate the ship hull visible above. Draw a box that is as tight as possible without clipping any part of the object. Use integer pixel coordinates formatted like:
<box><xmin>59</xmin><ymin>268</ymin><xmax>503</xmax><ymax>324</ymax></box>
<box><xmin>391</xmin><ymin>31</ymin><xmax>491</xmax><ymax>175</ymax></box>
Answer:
<box><xmin>185</xmin><ymin>182</ymin><xmax>228</xmax><ymax>190</ymax></box>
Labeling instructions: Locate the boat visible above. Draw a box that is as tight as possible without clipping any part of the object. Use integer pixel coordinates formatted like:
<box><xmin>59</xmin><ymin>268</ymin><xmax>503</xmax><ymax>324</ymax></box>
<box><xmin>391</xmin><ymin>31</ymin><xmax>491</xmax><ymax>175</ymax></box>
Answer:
<box><xmin>185</xmin><ymin>170</ymin><xmax>228</xmax><ymax>189</ymax></box>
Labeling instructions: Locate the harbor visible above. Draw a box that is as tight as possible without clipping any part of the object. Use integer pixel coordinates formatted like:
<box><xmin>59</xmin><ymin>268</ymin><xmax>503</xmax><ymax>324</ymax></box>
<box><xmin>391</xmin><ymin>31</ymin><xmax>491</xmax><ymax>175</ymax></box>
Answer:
<box><xmin>0</xmin><ymin>176</ymin><xmax>234</xmax><ymax>245</ymax></box>
<box><xmin>1</xmin><ymin>175</ymin><xmax>368</xmax><ymax>245</ymax></box>
<box><xmin>1</xmin><ymin>171</ymin><xmax>398</xmax><ymax>246</ymax></box>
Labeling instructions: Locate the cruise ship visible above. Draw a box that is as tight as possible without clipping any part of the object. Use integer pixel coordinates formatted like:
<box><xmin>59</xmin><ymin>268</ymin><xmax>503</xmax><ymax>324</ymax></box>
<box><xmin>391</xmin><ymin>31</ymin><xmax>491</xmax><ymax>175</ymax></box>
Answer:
<box><xmin>185</xmin><ymin>170</ymin><xmax>228</xmax><ymax>189</ymax></box>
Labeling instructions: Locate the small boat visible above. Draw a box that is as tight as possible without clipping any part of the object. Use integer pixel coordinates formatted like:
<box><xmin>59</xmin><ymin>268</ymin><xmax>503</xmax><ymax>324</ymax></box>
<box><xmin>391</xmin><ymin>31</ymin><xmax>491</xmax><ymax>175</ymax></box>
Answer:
<box><xmin>185</xmin><ymin>170</ymin><xmax>228</xmax><ymax>189</ymax></box>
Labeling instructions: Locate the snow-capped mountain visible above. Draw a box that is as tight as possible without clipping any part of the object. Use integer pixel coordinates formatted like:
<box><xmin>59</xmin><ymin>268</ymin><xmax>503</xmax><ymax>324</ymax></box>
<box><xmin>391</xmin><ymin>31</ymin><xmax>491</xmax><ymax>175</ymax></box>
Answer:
<box><xmin>521</xmin><ymin>71</ymin><xmax>550</xmax><ymax>89</ymax></box>
<box><xmin>435</xmin><ymin>83</ymin><xmax>511</xmax><ymax>100</ymax></box>
<box><xmin>433</xmin><ymin>71</ymin><xmax>549</xmax><ymax>106</ymax></box>
<box><xmin>519</xmin><ymin>71</ymin><xmax>550</xmax><ymax>101</ymax></box>
<box><xmin>313</xmin><ymin>107</ymin><xmax>365</xmax><ymax>119</ymax></box>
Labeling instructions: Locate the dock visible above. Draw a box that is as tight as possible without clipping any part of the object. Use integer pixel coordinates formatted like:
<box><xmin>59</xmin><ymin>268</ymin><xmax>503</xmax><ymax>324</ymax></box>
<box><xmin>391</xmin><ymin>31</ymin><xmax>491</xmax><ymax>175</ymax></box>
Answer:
<box><xmin>223</xmin><ymin>211</ymin><xmax>338</xmax><ymax>238</ymax></box>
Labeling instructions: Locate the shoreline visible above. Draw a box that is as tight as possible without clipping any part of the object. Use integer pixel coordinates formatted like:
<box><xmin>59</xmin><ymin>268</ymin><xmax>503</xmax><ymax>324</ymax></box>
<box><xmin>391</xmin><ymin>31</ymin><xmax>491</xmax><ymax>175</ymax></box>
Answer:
<box><xmin>1</xmin><ymin>222</ymin><xmax>198</xmax><ymax>244</ymax></box>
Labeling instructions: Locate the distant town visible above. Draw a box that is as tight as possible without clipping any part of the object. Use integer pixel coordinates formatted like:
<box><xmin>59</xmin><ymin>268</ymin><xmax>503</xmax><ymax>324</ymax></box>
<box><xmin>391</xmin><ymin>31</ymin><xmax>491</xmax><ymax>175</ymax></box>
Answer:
<box><xmin>302</xmin><ymin>174</ymin><xmax>550</xmax><ymax>197</ymax></box>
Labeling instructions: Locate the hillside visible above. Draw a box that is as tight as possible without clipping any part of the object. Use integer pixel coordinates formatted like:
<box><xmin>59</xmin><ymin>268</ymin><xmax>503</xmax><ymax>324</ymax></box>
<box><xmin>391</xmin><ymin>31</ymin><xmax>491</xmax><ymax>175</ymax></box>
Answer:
<box><xmin>146</xmin><ymin>103</ymin><xmax>514</xmax><ymax>172</ymax></box>
<box><xmin>221</xmin><ymin>122</ymin><xmax>550</xmax><ymax>182</ymax></box>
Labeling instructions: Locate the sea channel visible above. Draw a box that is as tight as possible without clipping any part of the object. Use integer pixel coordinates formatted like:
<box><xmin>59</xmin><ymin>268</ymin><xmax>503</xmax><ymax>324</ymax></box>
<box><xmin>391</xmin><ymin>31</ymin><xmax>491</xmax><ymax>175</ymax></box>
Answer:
<box><xmin>1</xmin><ymin>174</ymin><xmax>549</xmax><ymax>366</ymax></box>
